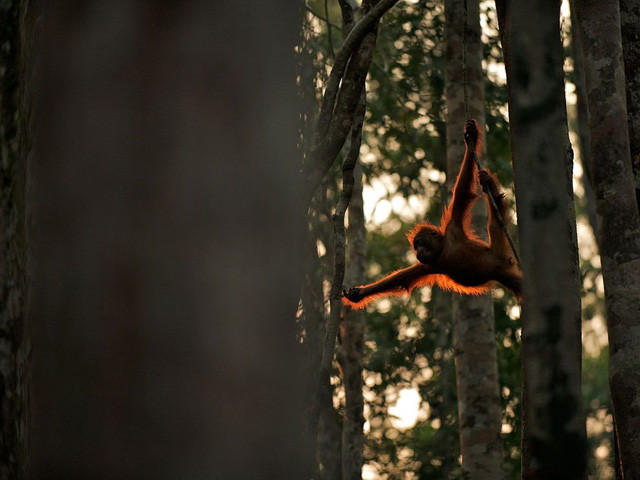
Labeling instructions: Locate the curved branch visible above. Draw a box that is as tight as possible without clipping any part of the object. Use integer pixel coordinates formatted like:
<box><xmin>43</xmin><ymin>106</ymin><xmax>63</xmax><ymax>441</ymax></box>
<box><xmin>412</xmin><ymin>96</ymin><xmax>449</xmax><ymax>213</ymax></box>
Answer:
<box><xmin>303</xmin><ymin>0</ymin><xmax>400</xmax><ymax>202</ymax></box>
<box><xmin>315</xmin><ymin>0</ymin><xmax>400</xmax><ymax>140</ymax></box>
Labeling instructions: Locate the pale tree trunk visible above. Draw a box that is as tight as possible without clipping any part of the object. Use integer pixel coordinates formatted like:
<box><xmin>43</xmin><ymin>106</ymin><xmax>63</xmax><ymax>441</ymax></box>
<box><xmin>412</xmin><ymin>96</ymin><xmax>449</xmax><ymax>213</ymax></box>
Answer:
<box><xmin>619</xmin><ymin>0</ymin><xmax>640</xmax><ymax>210</ymax></box>
<box><xmin>444</xmin><ymin>0</ymin><xmax>503</xmax><ymax>478</ymax></box>
<box><xmin>339</xmin><ymin>163</ymin><xmax>366</xmax><ymax>480</ymax></box>
<box><xmin>31</xmin><ymin>3</ymin><xmax>310</xmax><ymax>479</ymax></box>
<box><xmin>496</xmin><ymin>1</ymin><xmax>586</xmax><ymax>478</ymax></box>
<box><xmin>0</xmin><ymin>1</ymin><xmax>29</xmax><ymax>477</ymax></box>
<box><xmin>574</xmin><ymin>2</ymin><xmax>640</xmax><ymax>478</ymax></box>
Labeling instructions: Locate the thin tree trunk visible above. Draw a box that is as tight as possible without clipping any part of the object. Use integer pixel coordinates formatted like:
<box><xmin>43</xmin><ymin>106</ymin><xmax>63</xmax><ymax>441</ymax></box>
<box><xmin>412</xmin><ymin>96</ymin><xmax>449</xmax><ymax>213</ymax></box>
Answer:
<box><xmin>431</xmin><ymin>216</ymin><xmax>457</xmax><ymax>479</ymax></box>
<box><xmin>311</xmin><ymin>3</ymin><xmax>378</xmax><ymax>476</ymax></box>
<box><xmin>0</xmin><ymin>1</ymin><xmax>29</xmax><ymax>477</ymax></box>
<box><xmin>444</xmin><ymin>0</ymin><xmax>503</xmax><ymax>478</ymax></box>
<box><xmin>301</xmin><ymin>207</ymin><xmax>342</xmax><ymax>479</ymax></box>
<box><xmin>619</xmin><ymin>0</ymin><xmax>640</xmax><ymax>211</ymax></box>
<box><xmin>496</xmin><ymin>1</ymin><xmax>586</xmax><ymax>478</ymax></box>
<box><xmin>31</xmin><ymin>3</ymin><xmax>310</xmax><ymax>478</ymax></box>
<box><xmin>339</xmin><ymin>162</ymin><xmax>366</xmax><ymax>480</ymax></box>
<box><xmin>574</xmin><ymin>1</ymin><xmax>640</xmax><ymax>478</ymax></box>
<box><xmin>338</xmin><ymin>5</ymin><xmax>366</xmax><ymax>474</ymax></box>
<box><xmin>569</xmin><ymin>5</ymin><xmax>599</xmax><ymax>243</ymax></box>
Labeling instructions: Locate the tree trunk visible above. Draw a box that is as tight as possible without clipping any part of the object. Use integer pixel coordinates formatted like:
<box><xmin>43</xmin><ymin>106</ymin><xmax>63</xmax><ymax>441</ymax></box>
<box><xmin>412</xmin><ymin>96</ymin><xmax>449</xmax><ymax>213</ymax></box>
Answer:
<box><xmin>574</xmin><ymin>1</ymin><xmax>640</xmax><ymax>478</ymax></box>
<box><xmin>301</xmin><ymin>206</ymin><xmax>342</xmax><ymax>479</ymax></box>
<box><xmin>619</xmin><ymin>0</ymin><xmax>640</xmax><ymax>211</ymax></box>
<box><xmin>31</xmin><ymin>3</ymin><xmax>310</xmax><ymax>479</ymax></box>
<box><xmin>339</xmin><ymin>163</ymin><xmax>366</xmax><ymax>480</ymax></box>
<box><xmin>0</xmin><ymin>1</ymin><xmax>29</xmax><ymax>477</ymax></box>
<box><xmin>496</xmin><ymin>1</ymin><xmax>586</xmax><ymax>478</ymax></box>
<box><xmin>444</xmin><ymin>0</ymin><xmax>503</xmax><ymax>478</ymax></box>
<box><xmin>569</xmin><ymin>5</ymin><xmax>599</xmax><ymax>243</ymax></box>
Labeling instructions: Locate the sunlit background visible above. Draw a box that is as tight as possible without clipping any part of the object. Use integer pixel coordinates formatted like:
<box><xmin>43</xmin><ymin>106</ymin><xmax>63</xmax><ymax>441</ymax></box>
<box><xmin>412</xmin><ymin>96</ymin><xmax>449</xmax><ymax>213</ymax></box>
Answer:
<box><xmin>301</xmin><ymin>0</ymin><xmax>612</xmax><ymax>478</ymax></box>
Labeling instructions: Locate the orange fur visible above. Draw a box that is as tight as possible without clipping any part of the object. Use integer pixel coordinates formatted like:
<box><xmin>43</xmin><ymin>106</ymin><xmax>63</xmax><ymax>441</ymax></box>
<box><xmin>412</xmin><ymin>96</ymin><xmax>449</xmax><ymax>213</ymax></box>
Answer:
<box><xmin>406</xmin><ymin>222</ymin><xmax>443</xmax><ymax>246</ymax></box>
<box><xmin>473</xmin><ymin>124</ymin><xmax>484</xmax><ymax>157</ymax></box>
<box><xmin>342</xmin><ymin>274</ymin><xmax>492</xmax><ymax>310</ymax></box>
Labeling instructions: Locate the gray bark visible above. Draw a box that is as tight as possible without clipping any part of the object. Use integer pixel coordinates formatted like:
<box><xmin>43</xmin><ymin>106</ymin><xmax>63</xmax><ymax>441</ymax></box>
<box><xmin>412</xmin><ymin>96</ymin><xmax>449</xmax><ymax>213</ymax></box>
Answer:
<box><xmin>574</xmin><ymin>1</ymin><xmax>640</xmax><ymax>477</ymax></box>
<box><xmin>496</xmin><ymin>1</ymin><xmax>586</xmax><ymax>478</ymax></box>
<box><xmin>0</xmin><ymin>1</ymin><xmax>29</xmax><ymax>478</ymax></box>
<box><xmin>444</xmin><ymin>0</ymin><xmax>503</xmax><ymax>478</ymax></box>
<box><xmin>31</xmin><ymin>3</ymin><xmax>310</xmax><ymax>479</ymax></box>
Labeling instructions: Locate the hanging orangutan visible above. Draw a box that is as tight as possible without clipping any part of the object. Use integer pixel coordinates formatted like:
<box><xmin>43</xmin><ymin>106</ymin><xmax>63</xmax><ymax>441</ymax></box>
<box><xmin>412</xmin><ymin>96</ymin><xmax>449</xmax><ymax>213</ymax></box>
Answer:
<box><xmin>342</xmin><ymin>119</ymin><xmax>522</xmax><ymax>309</ymax></box>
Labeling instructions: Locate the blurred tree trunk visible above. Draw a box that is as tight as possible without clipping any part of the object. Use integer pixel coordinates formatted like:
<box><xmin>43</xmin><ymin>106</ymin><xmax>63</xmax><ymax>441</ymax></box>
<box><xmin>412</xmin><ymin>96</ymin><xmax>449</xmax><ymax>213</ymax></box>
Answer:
<box><xmin>569</xmin><ymin>5</ymin><xmax>599</xmax><ymax>243</ymax></box>
<box><xmin>0</xmin><ymin>1</ymin><xmax>29</xmax><ymax>478</ymax></box>
<box><xmin>574</xmin><ymin>2</ymin><xmax>640</xmax><ymax>478</ymax></box>
<box><xmin>339</xmin><ymin>162</ymin><xmax>366</xmax><ymax>480</ymax></box>
<box><xmin>31</xmin><ymin>3</ymin><xmax>310</xmax><ymax>479</ymax></box>
<box><xmin>496</xmin><ymin>1</ymin><xmax>586</xmax><ymax>478</ymax></box>
<box><xmin>444</xmin><ymin>0</ymin><xmax>503</xmax><ymax>478</ymax></box>
<box><xmin>620</xmin><ymin>0</ymin><xmax>640</xmax><ymax>210</ymax></box>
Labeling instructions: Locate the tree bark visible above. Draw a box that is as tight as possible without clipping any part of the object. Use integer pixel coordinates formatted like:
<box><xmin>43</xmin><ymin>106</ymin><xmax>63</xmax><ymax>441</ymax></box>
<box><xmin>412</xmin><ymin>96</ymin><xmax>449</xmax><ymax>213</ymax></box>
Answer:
<box><xmin>574</xmin><ymin>1</ymin><xmax>640</xmax><ymax>478</ymax></box>
<box><xmin>496</xmin><ymin>1</ymin><xmax>586</xmax><ymax>478</ymax></box>
<box><xmin>619</xmin><ymin>0</ymin><xmax>640</xmax><ymax>211</ymax></box>
<box><xmin>444</xmin><ymin>0</ymin><xmax>503</xmax><ymax>478</ymax></box>
<box><xmin>301</xmin><ymin>206</ymin><xmax>342</xmax><ymax>479</ymax></box>
<box><xmin>339</xmin><ymin>162</ymin><xmax>366</xmax><ymax>480</ymax></box>
<box><xmin>0</xmin><ymin>1</ymin><xmax>29</xmax><ymax>478</ymax></box>
<box><xmin>31</xmin><ymin>3</ymin><xmax>310</xmax><ymax>479</ymax></box>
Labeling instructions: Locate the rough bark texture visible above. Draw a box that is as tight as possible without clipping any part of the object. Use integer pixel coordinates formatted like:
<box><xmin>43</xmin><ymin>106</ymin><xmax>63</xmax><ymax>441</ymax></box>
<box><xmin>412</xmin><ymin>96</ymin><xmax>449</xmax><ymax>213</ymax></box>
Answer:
<box><xmin>444</xmin><ymin>0</ymin><xmax>503</xmax><ymax>478</ymax></box>
<box><xmin>0</xmin><ymin>1</ymin><xmax>29</xmax><ymax>478</ymax></box>
<box><xmin>619</xmin><ymin>0</ymin><xmax>640</xmax><ymax>210</ymax></box>
<box><xmin>496</xmin><ymin>1</ymin><xmax>586</xmax><ymax>478</ymax></box>
<box><xmin>31</xmin><ymin>3</ymin><xmax>310</xmax><ymax>479</ymax></box>
<box><xmin>574</xmin><ymin>1</ymin><xmax>640</xmax><ymax>478</ymax></box>
<box><xmin>339</xmin><ymin>162</ymin><xmax>366</xmax><ymax>480</ymax></box>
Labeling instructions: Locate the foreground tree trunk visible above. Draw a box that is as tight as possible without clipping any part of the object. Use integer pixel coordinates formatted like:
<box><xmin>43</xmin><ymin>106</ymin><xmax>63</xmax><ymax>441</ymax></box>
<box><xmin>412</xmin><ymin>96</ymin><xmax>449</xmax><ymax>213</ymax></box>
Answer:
<box><xmin>496</xmin><ymin>1</ymin><xmax>586</xmax><ymax>478</ymax></box>
<box><xmin>0</xmin><ymin>1</ymin><xmax>29</xmax><ymax>477</ymax></box>
<box><xmin>32</xmin><ymin>3</ymin><xmax>310</xmax><ymax>478</ymax></box>
<box><xmin>444</xmin><ymin>0</ymin><xmax>503</xmax><ymax>478</ymax></box>
<box><xmin>574</xmin><ymin>2</ymin><xmax>640</xmax><ymax>478</ymax></box>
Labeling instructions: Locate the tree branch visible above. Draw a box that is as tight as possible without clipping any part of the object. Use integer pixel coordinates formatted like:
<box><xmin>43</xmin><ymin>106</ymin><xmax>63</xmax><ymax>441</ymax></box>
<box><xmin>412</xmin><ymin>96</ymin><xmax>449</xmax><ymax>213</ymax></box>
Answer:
<box><xmin>303</xmin><ymin>0</ymin><xmax>399</xmax><ymax>202</ymax></box>
<box><xmin>310</xmin><ymin>92</ymin><xmax>366</xmax><ymax>437</ymax></box>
